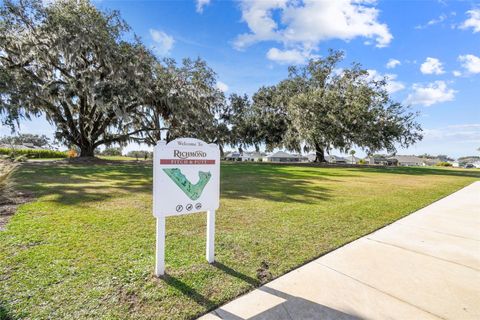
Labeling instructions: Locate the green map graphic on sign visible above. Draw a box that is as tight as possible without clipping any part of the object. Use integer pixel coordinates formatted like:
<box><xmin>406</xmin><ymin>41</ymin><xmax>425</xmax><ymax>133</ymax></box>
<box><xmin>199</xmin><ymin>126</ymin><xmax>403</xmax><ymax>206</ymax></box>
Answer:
<box><xmin>162</xmin><ymin>168</ymin><xmax>212</xmax><ymax>200</ymax></box>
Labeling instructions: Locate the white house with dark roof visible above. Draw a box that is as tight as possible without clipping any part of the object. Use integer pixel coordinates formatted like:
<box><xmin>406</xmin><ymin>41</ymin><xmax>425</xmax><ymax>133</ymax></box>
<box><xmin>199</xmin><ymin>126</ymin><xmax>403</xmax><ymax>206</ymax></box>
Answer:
<box><xmin>224</xmin><ymin>151</ymin><xmax>241</xmax><ymax>161</ymax></box>
<box><xmin>263</xmin><ymin>151</ymin><xmax>307</xmax><ymax>162</ymax></box>
<box><xmin>389</xmin><ymin>155</ymin><xmax>424</xmax><ymax>166</ymax></box>
<box><xmin>241</xmin><ymin>151</ymin><xmax>266</xmax><ymax>162</ymax></box>
<box><xmin>224</xmin><ymin>151</ymin><xmax>267</xmax><ymax>162</ymax></box>
<box><xmin>325</xmin><ymin>155</ymin><xmax>347</xmax><ymax>164</ymax></box>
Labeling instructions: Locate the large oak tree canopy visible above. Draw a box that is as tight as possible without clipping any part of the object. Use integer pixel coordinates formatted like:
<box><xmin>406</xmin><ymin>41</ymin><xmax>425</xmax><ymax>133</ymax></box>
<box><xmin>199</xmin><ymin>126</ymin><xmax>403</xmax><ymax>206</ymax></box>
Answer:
<box><xmin>136</xmin><ymin>58</ymin><xmax>226</xmax><ymax>147</ymax></box>
<box><xmin>0</xmin><ymin>1</ymin><xmax>422</xmax><ymax>159</ymax></box>
<box><xmin>249</xmin><ymin>50</ymin><xmax>423</xmax><ymax>161</ymax></box>
<box><xmin>0</xmin><ymin>0</ymin><xmax>156</xmax><ymax>156</ymax></box>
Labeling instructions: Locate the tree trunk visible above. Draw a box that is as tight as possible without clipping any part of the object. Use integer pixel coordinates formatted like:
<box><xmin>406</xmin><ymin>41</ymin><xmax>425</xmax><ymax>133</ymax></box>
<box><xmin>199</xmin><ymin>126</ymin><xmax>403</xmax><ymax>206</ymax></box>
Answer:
<box><xmin>219</xmin><ymin>144</ymin><xmax>224</xmax><ymax>159</ymax></box>
<box><xmin>79</xmin><ymin>144</ymin><xmax>95</xmax><ymax>157</ymax></box>
<box><xmin>314</xmin><ymin>144</ymin><xmax>326</xmax><ymax>162</ymax></box>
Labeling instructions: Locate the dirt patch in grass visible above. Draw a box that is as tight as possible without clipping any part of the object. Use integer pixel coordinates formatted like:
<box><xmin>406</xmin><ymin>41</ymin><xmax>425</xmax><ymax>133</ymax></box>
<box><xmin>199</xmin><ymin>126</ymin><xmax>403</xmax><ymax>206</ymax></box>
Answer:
<box><xmin>256</xmin><ymin>261</ymin><xmax>273</xmax><ymax>283</ymax></box>
<box><xmin>0</xmin><ymin>190</ymin><xmax>34</xmax><ymax>231</ymax></box>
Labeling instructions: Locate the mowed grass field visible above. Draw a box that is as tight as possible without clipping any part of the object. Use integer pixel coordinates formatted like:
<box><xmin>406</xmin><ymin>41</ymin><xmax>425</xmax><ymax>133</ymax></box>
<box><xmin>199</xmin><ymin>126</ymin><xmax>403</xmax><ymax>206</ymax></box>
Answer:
<box><xmin>1</xmin><ymin>162</ymin><xmax>479</xmax><ymax>319</ymax></box>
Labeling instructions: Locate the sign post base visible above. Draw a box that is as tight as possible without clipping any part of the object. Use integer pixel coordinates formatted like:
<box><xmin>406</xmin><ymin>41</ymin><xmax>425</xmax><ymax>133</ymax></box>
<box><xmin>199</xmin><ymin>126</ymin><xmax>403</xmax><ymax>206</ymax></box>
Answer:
<box><xmin>206</xmin><ymin>210</ymin><xmax>215</xmax><ymax>263</ymax></box>
<box><xmin>155</xmin><ymin>217</ymin><xmax>166</xmax><ymax>277</ymax></box>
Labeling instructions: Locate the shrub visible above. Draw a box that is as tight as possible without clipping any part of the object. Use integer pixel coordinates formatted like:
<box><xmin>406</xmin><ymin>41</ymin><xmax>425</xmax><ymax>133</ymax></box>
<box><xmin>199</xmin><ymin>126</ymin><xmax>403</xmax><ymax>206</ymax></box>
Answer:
<box><xmin>0</xmin><ymin>148</ymin><xmax>67</xmax><ymax>159</ymax></box>
<box><xmin>358</xmin><ymin>159</ymin><xmax>366</xmax><ymax>165</ymax></box>
<box><xmin>67</xmin><ymin>149</ymin><xmax>78</xmax><ymax>158</ymax></box>
<box><xmin>436</xmin><ymin>161</ymin><xmax>452</xmax><ymax>167</ymax></box>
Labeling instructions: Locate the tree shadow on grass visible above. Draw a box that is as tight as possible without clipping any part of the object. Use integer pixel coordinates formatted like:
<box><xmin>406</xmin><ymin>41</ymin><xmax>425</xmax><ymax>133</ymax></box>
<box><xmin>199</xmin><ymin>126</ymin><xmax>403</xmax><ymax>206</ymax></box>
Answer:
<box><xmin>221</xmin><ymin>164</ymin><xmax>333</xmax><ymax>204</ymax></box>
<box><xmin>15</xmin><ymin>162</ymin><xmax>334</xmax><ymax>206</ymax></box>
<box><xmin>13</xmin><ymin>163</ymin><xmax>152</xmax><ymax>206</ymax></box>
<box><xmin>347</xmin><ymin>166</ymin><xmax>480</xmax><ymax>178</ymax></box>
<box><xmin>13</xmin><ymin>161</ymin><xmax>476</xmax><ymax>208</ymax></box>
<box><xmin>225</xmin><ymin>161</ymin><xmax>480</xmax><ymax>179</ymax></box>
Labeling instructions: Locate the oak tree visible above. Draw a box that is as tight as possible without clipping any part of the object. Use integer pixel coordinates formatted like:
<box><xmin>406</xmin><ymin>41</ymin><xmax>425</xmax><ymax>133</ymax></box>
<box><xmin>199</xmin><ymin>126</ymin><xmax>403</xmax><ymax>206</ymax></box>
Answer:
<box><xmin>0</xmin><ymin>0</ymin><xmax>156</xmax><ymax>156</ymax></box>
<box><xmin>253</xmin><ymin>50</ymin><xmax>422</xmax><ymax>162</ymax></box>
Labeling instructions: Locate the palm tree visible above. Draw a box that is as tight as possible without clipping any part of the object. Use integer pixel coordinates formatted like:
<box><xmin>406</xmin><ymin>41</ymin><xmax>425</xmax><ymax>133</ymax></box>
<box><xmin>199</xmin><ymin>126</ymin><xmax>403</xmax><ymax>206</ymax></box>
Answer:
<box><xmin>349</xmin><ymin>150</ymin><xmax>356</xmax><ymax>164</ymax></box>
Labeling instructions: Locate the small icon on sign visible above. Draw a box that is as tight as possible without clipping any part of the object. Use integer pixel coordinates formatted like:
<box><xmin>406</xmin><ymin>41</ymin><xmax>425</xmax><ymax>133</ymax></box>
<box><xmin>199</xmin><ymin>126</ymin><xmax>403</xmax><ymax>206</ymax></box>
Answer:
<box><xmin>176</xmin><ymin>205</ymin><xmax>183</xmax><ymax>212</ymax></box>
<box><xmin>195</xmin><ymin>203</ymin><xmax>202</xmax><ymax>210</ymax></box>
<box><xmin>186</xmin><ymin>204</ymin><xmax>193</xmax><ymax>211</ymax></box>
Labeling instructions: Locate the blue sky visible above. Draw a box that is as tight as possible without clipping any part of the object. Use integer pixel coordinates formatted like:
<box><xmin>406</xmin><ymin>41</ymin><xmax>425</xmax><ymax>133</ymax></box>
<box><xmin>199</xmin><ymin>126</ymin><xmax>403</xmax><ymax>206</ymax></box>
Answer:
<box><xmin>1</xmin><ymin>0</ymin><xmax>479</xmax><ymax>158</ymax></box>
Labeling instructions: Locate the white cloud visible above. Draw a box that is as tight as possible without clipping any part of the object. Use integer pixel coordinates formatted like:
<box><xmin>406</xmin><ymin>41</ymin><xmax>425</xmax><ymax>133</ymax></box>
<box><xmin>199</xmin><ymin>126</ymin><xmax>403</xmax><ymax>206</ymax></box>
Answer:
<box><xmin>447</xmin><ymin>123</ymin><xmax>480</xmax><ymax>129</ymax></box>
<box><xmin>458</xmin><ymin>54</ymin><xmax>480</xmax><ymax>74</ymax></box>
<box><xmin>386</xmin><ymin>58</ymin><xmax>401</xmax><ymax>69</ymax></box>
<box><xmin>196</xmin><ymin>0</ymin><xmax>211</xmax><ymax>13</ymax></box>
<box><xmin>406</xmin><ymin>123</ymin><xmax>480</xmax><ymax>158</ymax></box>
<box><xmin>420</xmin><ymin>57</ymin><xmax>445</xmax><ymax>75</ymax></box>
<box><xmin>216</xmin><ymin>81</ymin><xmax>229</xmax><ymax>92</ymax></box>
<box><xmin>266</xmin><ymin>47</ymin><xmax>311</xmax><ymax>64</ymax></box>
<box><xmin>234</xmin><ymin>0</ymin><xmax>392</xmax><ymax>63</ymax></box>
<box><xmin>415</xmin><ymin>14</ymin><xmax>447</xmax><ymax>29</ymax></box>
<box><xmin>149</xmin><ymin>29</ymin><xmax>174</xmax><ymax>55</ymax></box>
<box><xmin>405</xmin><ymin>81</ymin><xmax>456</xmax><ymax>107</ymax></box>
<box><xmin>366</xmin><ymin>70</ymin><xmax>405</xmax><ymax>94</ymax></box>
<box><xmin>460</xmin><ymin>9</ymin><xmax>480</xmax><ymax>33</ymax></box>
<box><xmin>452</xmin><ymin>70</ymin><xmax>462</xmax><ymax>77</ymax></box>
<box><xmin>423</xmin><ymin>124</ymin><xmax>480</xmax><ymax>143</ymax></box>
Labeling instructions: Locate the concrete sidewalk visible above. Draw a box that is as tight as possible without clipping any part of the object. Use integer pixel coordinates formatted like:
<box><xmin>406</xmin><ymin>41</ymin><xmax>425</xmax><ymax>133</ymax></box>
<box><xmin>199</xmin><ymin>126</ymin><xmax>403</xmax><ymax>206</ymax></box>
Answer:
<box><xmin>200</xmin><ymin>181</ymin><xmax>480</xmax><ymax>320</ymax></box>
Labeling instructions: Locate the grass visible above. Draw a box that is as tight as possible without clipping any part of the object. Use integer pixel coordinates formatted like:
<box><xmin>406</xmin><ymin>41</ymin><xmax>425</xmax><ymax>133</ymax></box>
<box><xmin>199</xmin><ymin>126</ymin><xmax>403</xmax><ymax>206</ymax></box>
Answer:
<box><xmin>0</xmin><ymin>162</ymin><xmax>478</xmax><ymax>319</ymax></box>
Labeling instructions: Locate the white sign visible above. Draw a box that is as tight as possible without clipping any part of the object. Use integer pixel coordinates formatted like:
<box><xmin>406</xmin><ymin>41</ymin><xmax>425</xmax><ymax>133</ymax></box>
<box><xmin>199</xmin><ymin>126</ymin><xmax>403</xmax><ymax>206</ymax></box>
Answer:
<box><xmin>153</xmin><ymin>138</ymin><xmax>220</xmax><ymax>276</ymax></box>
<box><xmin>153</xmin><ymin>138</ymin><xmax>220</xmax><ymax>217</ymax></box>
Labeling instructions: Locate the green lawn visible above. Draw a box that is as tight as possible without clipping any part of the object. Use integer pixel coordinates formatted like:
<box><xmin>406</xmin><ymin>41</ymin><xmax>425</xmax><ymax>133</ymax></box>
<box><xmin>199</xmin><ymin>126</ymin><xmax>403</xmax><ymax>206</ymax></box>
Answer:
<box><xmin>0</xmin><ymin>162</ymin><xmax>478</xmax><ymax>319</ymax></box>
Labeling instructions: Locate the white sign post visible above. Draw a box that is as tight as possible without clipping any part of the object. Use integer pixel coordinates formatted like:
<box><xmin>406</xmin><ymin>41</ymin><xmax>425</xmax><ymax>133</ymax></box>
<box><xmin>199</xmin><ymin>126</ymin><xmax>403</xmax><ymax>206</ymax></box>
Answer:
<box><xmin>153</xmin><ymin>138</ymin><xmax>220</xmax><ymax>277</ymax></box>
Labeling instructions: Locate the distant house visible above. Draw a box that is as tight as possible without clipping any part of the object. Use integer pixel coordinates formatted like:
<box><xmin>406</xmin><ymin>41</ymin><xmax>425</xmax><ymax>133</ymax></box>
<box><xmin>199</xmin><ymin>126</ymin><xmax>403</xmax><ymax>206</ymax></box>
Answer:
<box><xmin>241</xmin><ymin>151</ymin><xmax>266</xmax><ymax>162</ymax></box>
<box><xmin>450</xmin><ymin>161</ymin><xmax>460</xmax><ymax>168</ymax></box>
<box><xmin>422</xmin><ymin>158</ymin><xmax>441</xmax><ymax>166</ymax></box>
<box><xmin>307</xmin><ymin>154</ymin><xmax>316</xmax><ymax>162</ymax></box>
<box><xmin>325</xmin><ymin>155</ymin><xmax>347</xmax><ymax>164</ymax></box>
<box><xmin>224</xmin><ymin>151</ymin><xmax>268</xmax><ymax>162</ymax></box>
<box><xmin>224</xmin><ymin>151</ymin><xmax>241</xmax><ymax>161</ymax></box>
<box><xmin>365</xmin><ymin>156</ymin><xmax>397</xmax><ymax>166</ymax></box>
<box><xmin>468</xmin><ymin>161</ymin><xmax>480</xmax><ymax>168</ymax></box>
<box><xmin>263</xmin><ymin>151</ymin><xmax>307</xmax><ymax>162</ymax></box>
<box><xmin>307</xmin><ymin>154</ymin><xmax>358</xmax><ymax>164</ymax></box>
<box><xmin>365</xmin><ymin>156</ymin><xmax>380</xmax><ymax>165</ymax></box>
<box><xmin>291</xmin><ymin>153</ymin><xmax>309</xmax><ymax>162</ymax></box>
<box><xmin>389</xmin><ymin>155</ymin><xmax>424</xmax><ymax>167</ymax></box>
<box><xmin>345</xmin><ymin>156</ymin><xmax>361</xmax><ymax>164</ymax></box>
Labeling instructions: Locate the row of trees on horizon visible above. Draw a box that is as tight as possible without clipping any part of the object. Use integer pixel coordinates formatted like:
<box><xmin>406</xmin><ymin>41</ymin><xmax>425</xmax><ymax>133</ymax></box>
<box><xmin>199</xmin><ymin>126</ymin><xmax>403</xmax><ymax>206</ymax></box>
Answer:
<box><xmin>0</xmin><ymin>0</ymin><xmax>423</xmax><ymax>161</ymax></box>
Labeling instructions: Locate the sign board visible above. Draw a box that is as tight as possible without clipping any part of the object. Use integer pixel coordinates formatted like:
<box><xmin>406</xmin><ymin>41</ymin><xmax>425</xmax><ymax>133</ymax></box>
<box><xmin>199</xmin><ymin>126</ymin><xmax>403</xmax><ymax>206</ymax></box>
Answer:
<box><xmin>152</xmin><ymin>138</ymin><xmax>220</xmax><ymax>276</ymax></box>
<box><xmin>153</xmin><ymin>138</ymin><xmax>220</xmax><ymax>216</ymax></box>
